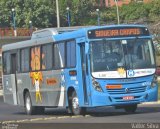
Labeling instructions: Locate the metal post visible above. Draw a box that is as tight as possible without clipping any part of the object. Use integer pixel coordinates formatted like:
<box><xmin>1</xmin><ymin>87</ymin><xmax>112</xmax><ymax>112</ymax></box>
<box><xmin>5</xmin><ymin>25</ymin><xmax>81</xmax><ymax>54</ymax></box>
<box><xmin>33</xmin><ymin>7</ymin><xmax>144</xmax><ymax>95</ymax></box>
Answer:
<box><xmin>56</xmin><ymin>0</ymin><xmax>60</xmax><ymax>28</ymax></box>
<box><xmin>96</xmin><ymin>9</ymin><xmax>100</xmax><ymax>26</ymax></box>
<box><xmin>29</xmin><ymin>21</ymin><xmax>33</xmax><ymax>36</ymax></box>
<box><xmin>115</xmin><ymin>0</ymin><xmax>120</xmax><ymax>24</ymax></box>
<box><xmin>66</xmin><ymin>7</ymin><xmax>70</xmax><ymax>27</ymax></box>
<box><xmin>12</xmin><ymin>8</ymin><xmax>17</xmax><ymax>36</ymax></box>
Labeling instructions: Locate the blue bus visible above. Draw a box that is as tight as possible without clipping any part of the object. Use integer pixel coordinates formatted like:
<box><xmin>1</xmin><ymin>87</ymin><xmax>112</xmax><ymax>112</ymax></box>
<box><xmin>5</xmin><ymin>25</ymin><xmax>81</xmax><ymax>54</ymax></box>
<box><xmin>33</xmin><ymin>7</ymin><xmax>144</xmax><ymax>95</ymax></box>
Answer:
<box><xmin>2</xmin><ymin>25</ymin><xmax>158</xmax><ymax>115</ymax></box>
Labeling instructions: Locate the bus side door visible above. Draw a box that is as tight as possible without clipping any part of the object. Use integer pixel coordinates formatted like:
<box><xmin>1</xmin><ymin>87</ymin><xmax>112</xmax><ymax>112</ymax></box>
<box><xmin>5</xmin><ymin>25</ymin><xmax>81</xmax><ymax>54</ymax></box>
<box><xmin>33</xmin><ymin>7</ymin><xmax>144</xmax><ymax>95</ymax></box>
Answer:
<box><xmin>3</xmin><ymin>52</ymin><xmax>18</xmax><ymax>105</ymax></box>
<box><xmin>78</xmin><ymin>40</ymin><xmax>91</xmax><ymax>106</ymax></box>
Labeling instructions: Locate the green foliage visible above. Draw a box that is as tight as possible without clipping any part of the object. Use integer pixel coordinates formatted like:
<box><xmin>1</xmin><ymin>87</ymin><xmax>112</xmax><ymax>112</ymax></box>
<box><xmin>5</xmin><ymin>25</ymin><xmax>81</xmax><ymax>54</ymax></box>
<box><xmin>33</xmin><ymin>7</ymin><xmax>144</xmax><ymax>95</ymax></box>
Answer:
<box><xmin>0</xmin><ymin>0</ymin><xmax>56</xmax><ymax>28</ymax></box>
<box><xmin>0</xmin><ymin>0</ymin><xmax>159</xmax><ymax>28</ymax></box>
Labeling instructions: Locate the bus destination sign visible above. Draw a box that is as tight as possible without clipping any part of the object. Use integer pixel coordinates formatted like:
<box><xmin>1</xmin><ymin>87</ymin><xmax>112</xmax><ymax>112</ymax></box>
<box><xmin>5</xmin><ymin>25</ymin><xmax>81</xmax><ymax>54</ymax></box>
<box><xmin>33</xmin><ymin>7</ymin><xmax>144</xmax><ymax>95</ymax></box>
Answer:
<box><xmin>88</xmin><ymin>27</ymin><xmax>150</xmax><ymax>39</ymax></box>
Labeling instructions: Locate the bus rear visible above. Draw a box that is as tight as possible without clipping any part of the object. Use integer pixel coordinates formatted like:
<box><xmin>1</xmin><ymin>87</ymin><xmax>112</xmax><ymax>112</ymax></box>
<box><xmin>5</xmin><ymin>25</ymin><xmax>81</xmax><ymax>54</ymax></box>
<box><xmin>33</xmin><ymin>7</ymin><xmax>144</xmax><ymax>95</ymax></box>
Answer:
<box><xmin>86</xmin><ymin>25</ymin><xmax>158</xmax><ymax>112</ymax></box>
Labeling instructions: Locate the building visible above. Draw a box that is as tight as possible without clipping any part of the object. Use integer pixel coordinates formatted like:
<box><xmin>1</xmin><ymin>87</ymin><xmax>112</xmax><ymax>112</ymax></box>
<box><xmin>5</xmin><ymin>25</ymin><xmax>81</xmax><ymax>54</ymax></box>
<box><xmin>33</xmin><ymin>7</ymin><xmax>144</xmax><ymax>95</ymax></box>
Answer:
<box><xmin>105</xmin><ymin>0</ymin><xmax>131</xmax><ymax>7</ymax></box>
<box><xmin>96</xmin><ymin>0</ymin><xmax>154</xmax><ymax>7</ymax></box>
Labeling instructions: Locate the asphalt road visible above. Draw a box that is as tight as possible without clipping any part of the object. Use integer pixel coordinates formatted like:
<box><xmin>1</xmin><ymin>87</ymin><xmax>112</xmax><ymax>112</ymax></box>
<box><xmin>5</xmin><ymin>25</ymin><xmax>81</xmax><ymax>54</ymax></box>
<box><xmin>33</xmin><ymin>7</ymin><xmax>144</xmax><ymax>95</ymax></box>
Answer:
<box><xmin>0</xmin><ymin>96</ymin><xmax>160</xmax><ymax>129</ymax></box>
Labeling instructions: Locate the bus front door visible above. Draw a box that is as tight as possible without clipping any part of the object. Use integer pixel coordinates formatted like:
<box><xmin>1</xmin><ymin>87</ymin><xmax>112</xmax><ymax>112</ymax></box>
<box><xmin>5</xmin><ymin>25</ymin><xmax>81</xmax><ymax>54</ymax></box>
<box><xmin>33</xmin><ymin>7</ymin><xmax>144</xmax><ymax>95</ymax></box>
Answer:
<box><xmin>80</xmin><ymin>44</ymin><xmax>89</xmax><ymax>105</ymax></box>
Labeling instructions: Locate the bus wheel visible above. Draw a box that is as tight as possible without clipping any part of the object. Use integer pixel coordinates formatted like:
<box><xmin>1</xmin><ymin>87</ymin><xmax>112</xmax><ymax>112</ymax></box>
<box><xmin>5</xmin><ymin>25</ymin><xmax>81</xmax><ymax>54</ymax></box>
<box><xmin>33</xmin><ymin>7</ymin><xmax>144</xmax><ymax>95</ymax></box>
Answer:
<box><xmin>25</xmin><ymin>92</ymin><xmax>35</xmax><ymax>115</ymax></box>
<box><xmin>71</xmin><ymin>91</ymin><xmax>86</xmax><ymax>115</ymax></box>
<box><xmin>124</xmin><ymin>104</ymin><xmax>137</xmax><ymax>113</ymax></box>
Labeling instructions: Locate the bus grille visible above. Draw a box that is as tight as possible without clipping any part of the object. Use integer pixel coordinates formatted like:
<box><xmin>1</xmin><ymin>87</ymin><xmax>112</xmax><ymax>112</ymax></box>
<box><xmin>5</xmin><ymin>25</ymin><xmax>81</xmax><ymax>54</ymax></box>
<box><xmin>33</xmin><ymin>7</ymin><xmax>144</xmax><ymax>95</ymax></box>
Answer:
<box><xmin>107</xmin><ymin>86</ymin><xmax>147</xmax><ymax>94</ymax></box>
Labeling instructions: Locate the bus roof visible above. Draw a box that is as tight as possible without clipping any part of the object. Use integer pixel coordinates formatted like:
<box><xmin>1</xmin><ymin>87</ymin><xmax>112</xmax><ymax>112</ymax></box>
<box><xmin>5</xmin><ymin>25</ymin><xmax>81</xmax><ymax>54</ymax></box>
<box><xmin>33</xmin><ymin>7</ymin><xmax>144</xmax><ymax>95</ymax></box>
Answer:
<box><xmin>2</xmin><ymin>24</ymin><xmax>148</xmax><ymax>52</ymax></box>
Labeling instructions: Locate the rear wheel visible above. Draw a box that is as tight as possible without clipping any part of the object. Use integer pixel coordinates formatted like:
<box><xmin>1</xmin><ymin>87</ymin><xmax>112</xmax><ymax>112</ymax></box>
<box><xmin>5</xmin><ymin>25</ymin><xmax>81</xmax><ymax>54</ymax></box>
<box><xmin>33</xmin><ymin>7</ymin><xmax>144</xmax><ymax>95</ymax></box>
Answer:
<box><xmin>124</xmin><ymin>104</ymin><xmax>137</xmax><ymax>113</ymax></box>
<box><xmin>70</xmin><ymin>91</ymin><xmax>86</xmax><ymax>115</ymax></box>
<box><xmin>25</xmin><ymin>92</ymin><xmax>36</xmax><ymax>115</ymax></box>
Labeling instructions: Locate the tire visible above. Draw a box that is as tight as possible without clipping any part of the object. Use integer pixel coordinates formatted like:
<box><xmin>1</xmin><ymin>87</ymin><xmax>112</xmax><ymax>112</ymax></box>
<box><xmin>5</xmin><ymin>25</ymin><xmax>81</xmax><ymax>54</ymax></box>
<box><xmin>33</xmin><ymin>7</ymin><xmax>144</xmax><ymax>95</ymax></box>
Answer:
<box><xmin>124</xmin><ymin>104</ymin><xmax>137</xmax><ymax>113</ymax></box>
<box><xmin>25</xmin><ymin>92</ymin><xmax>36</xmax><ymax>115</ymax></box>
<box><xmin>70</xmin><ymin>91</ymin><xmax>86</xmax><ymax>115</ymax></box>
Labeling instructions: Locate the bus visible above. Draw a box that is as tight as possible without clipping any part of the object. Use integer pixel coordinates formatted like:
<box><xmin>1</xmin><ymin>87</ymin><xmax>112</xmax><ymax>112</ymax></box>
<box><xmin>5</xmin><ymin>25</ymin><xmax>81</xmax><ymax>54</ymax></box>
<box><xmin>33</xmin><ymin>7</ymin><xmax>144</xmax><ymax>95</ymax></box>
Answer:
<box><xmin>2</xmin><ymin>25</ymin><xmax>158</xmax><ymax>115</ymax></box>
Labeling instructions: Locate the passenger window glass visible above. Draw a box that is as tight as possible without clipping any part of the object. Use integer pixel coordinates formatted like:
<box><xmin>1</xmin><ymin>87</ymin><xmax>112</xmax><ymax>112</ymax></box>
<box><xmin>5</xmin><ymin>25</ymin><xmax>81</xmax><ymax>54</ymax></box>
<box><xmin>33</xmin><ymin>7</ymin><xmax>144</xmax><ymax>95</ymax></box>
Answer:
<box><xmin>30</xmin><ymin>46</ymin><xmax>41</xmax><ymax>71</ymax></box>
<box><xmin>54</xmin><ymin>44</ymin><xmax>60</xmax><ymax>69</ymax></box>
<box><xmin>3</xmin><ymin>52</ymin><xmax>11</xmax><ymax>74</ymax></box>
<box><xmin>53</xmin><ymin>42</ymin><xmax>65</xmax><ymax>68</ymax></box>
<box><xmin>42</xmin><ymin>44</ymin><xmax>52</xmax><ymax>70</ymax></box>
<box><xmin>67</xmin><ymin>40</ymin><xmax>76</xmax><ymax>67</ymax></box>
<box><xmin>21</xmin><ymin>48</ymin><xmax>29</xmax><ymax>72</ymax></box>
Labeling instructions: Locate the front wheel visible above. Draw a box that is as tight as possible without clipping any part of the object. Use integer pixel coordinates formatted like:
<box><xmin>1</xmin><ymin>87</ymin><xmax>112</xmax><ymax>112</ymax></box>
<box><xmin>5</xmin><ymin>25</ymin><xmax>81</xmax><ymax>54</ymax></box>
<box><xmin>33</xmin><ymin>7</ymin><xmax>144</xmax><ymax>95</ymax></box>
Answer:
<box><xmin>70</xmin><ymin>91</ymin><xmax>86</xmax><ymax>115</ymax></box>
<box><xmin>124</xmin><ymin>104</ymin><xmax>137</xmax><ymax>113</ymax></box>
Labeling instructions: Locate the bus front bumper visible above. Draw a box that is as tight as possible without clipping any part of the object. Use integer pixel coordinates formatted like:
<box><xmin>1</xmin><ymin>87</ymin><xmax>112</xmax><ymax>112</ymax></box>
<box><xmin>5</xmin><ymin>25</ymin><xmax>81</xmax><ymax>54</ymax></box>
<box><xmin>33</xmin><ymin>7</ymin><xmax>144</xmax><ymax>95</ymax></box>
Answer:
<box><xmin>91</xmin><ymin>86</ymin><xmax>158</xmax><ymax>107</ymax></box>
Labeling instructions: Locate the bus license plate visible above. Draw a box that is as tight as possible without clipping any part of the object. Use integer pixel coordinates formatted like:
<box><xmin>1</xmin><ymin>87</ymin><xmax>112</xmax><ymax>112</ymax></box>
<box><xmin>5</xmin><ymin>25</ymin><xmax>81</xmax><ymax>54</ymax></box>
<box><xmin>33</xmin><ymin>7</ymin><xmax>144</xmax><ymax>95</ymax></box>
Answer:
<box><xmin>123</xmin><ymin>96</ymin><xmax>134</xmax><ymax>100</ymax></box>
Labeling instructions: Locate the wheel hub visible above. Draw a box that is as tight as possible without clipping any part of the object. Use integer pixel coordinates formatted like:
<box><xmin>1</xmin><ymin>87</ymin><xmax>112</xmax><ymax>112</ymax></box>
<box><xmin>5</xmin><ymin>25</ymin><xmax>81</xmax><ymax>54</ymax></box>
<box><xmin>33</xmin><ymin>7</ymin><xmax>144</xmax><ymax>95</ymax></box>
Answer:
<box><xmin>72</xmin><ymin>97</ymin><xmax>79</xmax><ymax>109</ymax></box>
<box><xmin>26</xmin><ymin>97</ymin><xmax>31</xmax><ymax>111</ymax></box>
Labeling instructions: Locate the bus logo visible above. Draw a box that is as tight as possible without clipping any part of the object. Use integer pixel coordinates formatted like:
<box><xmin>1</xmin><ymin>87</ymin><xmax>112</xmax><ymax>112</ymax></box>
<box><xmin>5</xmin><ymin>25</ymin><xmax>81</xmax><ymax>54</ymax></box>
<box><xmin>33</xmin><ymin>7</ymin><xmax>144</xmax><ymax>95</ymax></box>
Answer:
<box><xmin>128</xmin><ymin>70</ymin><xmax>135</xmax><ymax>77</ymax></box>
<box><xmin>125</xmin><ymin>88</ymin><xmax>130</xmax><ymax>93</ymax></box>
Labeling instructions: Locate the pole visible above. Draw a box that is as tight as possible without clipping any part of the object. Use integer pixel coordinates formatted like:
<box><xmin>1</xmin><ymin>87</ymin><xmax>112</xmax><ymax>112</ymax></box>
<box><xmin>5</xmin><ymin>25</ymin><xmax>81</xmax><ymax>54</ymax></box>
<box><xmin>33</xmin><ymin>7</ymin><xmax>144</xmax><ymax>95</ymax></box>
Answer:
<box><xmin>115</xmin><ymin>0</ymin><xmax>120</xmax><ymax>24</ymax></box>
<box><xmin>56</xmin><ymin>0</ymin><xmax>60</xmax><ymax>28</ymax></box>
<box><xmin>66</xmin><ymin>7</ymin><xmax>70</xmax><ymax>27</ymax></box>
<box><xmin>29</xmin><ymin>21</ymin><xmax>33</xmax><ymax>36</ymax></box>
<box><xmin>96</xmin><ymin>9</ymin><xmax>100</xmax><ymax>26</ymax></box>
<box><xmin>12</xmin><ymin>8</ymin><xmax>17</xmax><ymax>37</ymax></box>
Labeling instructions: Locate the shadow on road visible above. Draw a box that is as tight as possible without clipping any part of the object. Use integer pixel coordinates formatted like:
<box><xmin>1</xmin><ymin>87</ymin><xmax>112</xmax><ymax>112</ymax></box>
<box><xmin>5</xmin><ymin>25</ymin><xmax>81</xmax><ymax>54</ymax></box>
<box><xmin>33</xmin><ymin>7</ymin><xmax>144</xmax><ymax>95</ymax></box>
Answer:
<box><xmin>12</xmin><ymin>105</ymin><xmax>160</xmax><ymax>117</ymax></box>
<box><xmin>86</xmin><ymin>105</ymin><xmax>160</xmax><ymax>117</ymax></box>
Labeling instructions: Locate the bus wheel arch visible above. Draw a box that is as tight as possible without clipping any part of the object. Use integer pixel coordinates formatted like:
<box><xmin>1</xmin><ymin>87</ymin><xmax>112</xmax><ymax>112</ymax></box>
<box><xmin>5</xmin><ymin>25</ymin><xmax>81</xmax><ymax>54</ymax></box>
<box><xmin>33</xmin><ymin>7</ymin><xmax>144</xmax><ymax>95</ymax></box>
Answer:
<box><xmin>23</xmin><ymin>89</ymin><xmax>29</xmax><ymax>105</ymax></box>
<box><xmin>67</xmin><ymin>87</ymin><xmax>75</xmax><ymax>113</ymax></box>
<box><xmin>23</xmin><ymin>90</ymin><xmax>36</xmax><ymax>115</ymax></box>
<box><xmin>67</xmin><ymin>87</ymin><xmax>86</xmax><ymax>115</ymax></box>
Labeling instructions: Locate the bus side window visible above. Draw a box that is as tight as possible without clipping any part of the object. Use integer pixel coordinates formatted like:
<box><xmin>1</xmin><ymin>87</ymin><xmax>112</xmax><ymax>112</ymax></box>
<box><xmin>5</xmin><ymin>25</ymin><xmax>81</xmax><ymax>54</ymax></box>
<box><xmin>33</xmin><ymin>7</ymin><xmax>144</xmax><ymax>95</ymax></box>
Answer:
<box><xmin>21</xmin><ymin>48</ymin><xmax>30</xmax><ymax>72</ymax></box>
<box><xmin>3</xmin><ymin>52</ymin><xmax>11</xmax><ymax>74</ymax></box>
<box><xmin>42</xmin><ymin>44</ymin><xmax>52</xmax><ymax>70</ymax></box>
<box><xmin>30</xmin><ymin>46</ymin><xmax>41</xmax><ymax>71</ymax></box>
<box><xmin>66</xmin><ymin>40</ymin><xmax>76</xmax><ymax>68</ymax></box>
<box><xmin>53</xmin><ymin>43</ymin><xmax>65</xmax><ymax>69</ymax></box>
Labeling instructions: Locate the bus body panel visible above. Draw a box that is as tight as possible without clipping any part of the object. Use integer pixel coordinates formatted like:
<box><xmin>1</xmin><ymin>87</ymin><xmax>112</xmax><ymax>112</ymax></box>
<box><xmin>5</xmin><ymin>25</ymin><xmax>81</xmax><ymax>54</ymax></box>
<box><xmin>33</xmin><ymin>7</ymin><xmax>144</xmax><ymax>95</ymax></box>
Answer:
<box><xmin>3</xmin><ymin>75</ymin><xmax>18</xmax><ymax>105</ymax></box>
<box><xmin>15</xmin><ymin>70</ymin><xmax>66</xmax><ymax>107</ymax></box>
<box><xmin>90</xmin><ymin>75</ymin><xmax>158</xmax><ymax>107</ymax></box>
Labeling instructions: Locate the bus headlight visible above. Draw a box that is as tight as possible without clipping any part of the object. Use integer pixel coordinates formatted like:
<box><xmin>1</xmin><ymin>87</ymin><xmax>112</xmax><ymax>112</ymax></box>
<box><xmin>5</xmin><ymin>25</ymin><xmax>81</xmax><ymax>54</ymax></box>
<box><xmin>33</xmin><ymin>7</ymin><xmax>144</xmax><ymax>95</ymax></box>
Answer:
<box><xmin>151</xmin><ymin>75</ymin><xmax>157</xmax><ymax>88</ymax></box>
<box><xmin>92</xmin><ymin>79</ymin><xmax>103</xmax><ymax>92</ymax></box>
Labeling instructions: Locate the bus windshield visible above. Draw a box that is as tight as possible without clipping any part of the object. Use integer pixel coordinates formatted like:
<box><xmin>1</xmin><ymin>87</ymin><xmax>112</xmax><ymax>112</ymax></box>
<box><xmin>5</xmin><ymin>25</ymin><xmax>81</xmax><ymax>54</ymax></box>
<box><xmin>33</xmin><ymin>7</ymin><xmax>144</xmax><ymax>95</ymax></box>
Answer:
<box><xmin>90</xmin><ymin>38</ymin><xmax>155</xmax><ymax>78</ymax></box>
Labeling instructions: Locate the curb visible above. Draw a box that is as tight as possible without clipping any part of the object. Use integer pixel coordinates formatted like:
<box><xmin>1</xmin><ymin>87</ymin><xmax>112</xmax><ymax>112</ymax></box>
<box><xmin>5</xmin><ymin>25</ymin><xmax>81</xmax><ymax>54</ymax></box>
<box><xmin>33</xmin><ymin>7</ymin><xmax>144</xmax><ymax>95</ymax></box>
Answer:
<box><xmin>141</xmin><ymin>101</ymin><xmax>160</xmax><ymax>105</ymax></box>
